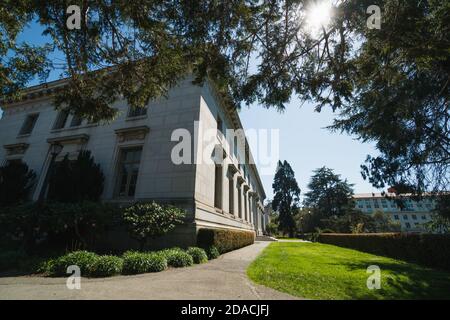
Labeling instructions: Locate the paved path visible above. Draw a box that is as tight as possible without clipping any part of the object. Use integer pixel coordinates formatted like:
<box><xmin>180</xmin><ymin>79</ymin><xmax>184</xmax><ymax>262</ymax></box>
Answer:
<box><xmin>0</xmin><ymin>241</ymin><xmax>298</xmax><ymax>300</ymax></box>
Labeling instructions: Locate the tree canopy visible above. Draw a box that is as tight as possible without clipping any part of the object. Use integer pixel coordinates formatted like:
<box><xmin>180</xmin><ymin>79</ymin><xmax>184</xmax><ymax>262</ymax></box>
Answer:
<box><xmin>303</xmin><ymin>166</ymin><xmax>354</xmax><ymax>218</ymax></box>
<box><xmin>1</xmin><ymin>0</ymin><xmax>448</xmax><ymax>194</ymax></box>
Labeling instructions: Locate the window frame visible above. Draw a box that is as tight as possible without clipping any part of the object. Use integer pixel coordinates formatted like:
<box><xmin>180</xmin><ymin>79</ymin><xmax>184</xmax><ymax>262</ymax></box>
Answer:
<box><xmin>114</xmin><ymin>147</ymin><xmax>143</xmax><ymax>199</ymax></box>
<box><xmin>19</xmin><ymin>113</ymin><xmax>39</xmax><ymax>135</ymax></box>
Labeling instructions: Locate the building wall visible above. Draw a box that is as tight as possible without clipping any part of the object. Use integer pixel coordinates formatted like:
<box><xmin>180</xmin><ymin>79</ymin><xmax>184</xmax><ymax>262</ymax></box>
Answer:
<box><xmin>353</xmin><ymin>194</ymin><xmax>436</xmax><ymax>232</ymax></box>
<box><xmin>0</xmin><ymin>77</ymin><xmax>267</xmax><ymax>245</ymax></box>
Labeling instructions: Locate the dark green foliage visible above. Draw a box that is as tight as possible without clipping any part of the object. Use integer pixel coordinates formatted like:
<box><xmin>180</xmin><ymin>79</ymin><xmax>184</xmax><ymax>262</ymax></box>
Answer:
<box><xmin>197</xmin><ymin>228</ymin><xmax>255</xmax><ymax>254</ymax></box>
<box><xmin>0</xmin><ymin>201</ymin><xmax>120</xmax><ymax>253</ymax></box>
<box><xmin>48</xmin><ymin>251</ymin><xmax>98</xmax><ymax>277</ymax></box>
<box><xmin>122</xmin><ymin>251</ymin><xmax>167</xmax><ymax>274</ymax></box>
<box><xmin>272</xmin><ymin>160</ymin><xmax>300</xmax><ymax>237</ymax></box>
<box><xmin>0</xmin><ymin>161</ymin><xmax>36</xmax><ymax>207</ymax></box>
<box><xmin>186</xmin><ymin>247</ymin><xmax>208</xmax><ymax>264</ymax></box>
<box><xmin>205</xmin><ymin>246</ymin><xmax>220</xmax><ymax>260</ymax></box>
<box><xmin>47</xmin><ymin>150</ymin><xmax>104</xmax><ymax>203</ymax></box>
<box><xmin>161</xmin><ymin>249</ymin><xmax>193</xmax><ymax>268</ymax></box>
<box><xmin>303</xmin><ymin>167</ymin><xmax>355</xmax><ymax>219</ymax></box>
<box><xmin>88</xmin><ymin>255</ymin><xmax>123</xmax><ymax>277</ymax></box>
<box><xmin>0</xmin><ymin>250</ymin><xmax>27</xmax><ymax>272</ymax></box>
<box><xmin>318</xmin><ymin>233</ymin><xmax>450</xmax><ymax>271</ymax></box>
<box><xmin>122</xmin><ymin>202</ymin><xmax>185</xmax><ymax>250</ymax></box>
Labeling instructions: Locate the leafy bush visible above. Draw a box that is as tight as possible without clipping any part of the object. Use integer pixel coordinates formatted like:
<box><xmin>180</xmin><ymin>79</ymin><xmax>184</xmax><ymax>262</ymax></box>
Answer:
<box><xmin>0</xmin><ymin>201</ymin><xmax>120</xmax><ymax>253</ymax></box>
<box><xmin>197</xmin><ymin>228</ymin><xmax>255</xmax><ymax>254</ymax></box>
<box><xmin>122</xmin><ymin>202</ymin><xmax>185</xmax><ymax>250</ymax></box>
<box><xmin>48</xmin><ymin>251</ymin><xmax>99</xmax><ymax>276</ymax></box>
<box><xmin>161</xmin><ymin>248</ymin><xmax>193</xmax><ymax>268</ymax></box>
<box><xmin>318</xmin><ymin>233</ymin><xmax>450</xmax><ymax>271</ymax></box>
<box><xmin>0</xmin><ymin>161</ymin><xmax>36</xmax><ymax>207</ymax></box>
<box><xmin>205</xmin><ymin>246</ymin><xmax>220</xmax><ymax>260</ymax></box>
<box><xmin>122</xmin><ymin>251</ymin><xmax>167</xmax><ymax>274</ymax></box>
<box><xmin>88</xmin><ymin>255</ymin><xmax>123</xmax><ymax>277</ymax></box>
<box><xmin>186</xmin><ymin>247</ymin><xmax>208</xmax><ymax>264</ymax></box>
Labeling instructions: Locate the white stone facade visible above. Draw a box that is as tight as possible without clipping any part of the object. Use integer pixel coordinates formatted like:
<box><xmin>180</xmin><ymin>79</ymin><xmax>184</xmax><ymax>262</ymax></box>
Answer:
<box><xmin>0</xmin><ymin>77</ymin><xmax>267</xmax><ymax>248</ymax></box>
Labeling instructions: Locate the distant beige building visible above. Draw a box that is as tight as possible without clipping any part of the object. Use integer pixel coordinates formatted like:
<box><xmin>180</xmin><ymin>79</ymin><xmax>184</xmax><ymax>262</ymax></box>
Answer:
<box><xmin>353</xmin><ymin>193</ymin><xmax>436</xmax><ymax>232</ymax></box>
<box><xmin>0</xmin><ymin>76</ymin><xmax>267</xmax><ymax>248</ymax></box>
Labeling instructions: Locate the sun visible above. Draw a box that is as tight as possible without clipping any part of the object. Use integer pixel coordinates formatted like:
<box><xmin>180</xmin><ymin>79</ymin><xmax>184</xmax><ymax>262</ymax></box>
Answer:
<box><xmin>305</xmin><ymin>0</ymin><xmax>333</xmax><ymax>35</ymax></box>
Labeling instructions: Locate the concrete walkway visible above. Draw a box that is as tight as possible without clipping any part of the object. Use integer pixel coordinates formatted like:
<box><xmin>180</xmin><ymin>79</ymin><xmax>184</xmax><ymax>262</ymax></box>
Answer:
<box><xmin>0</xmin><ymin>241</ymin><xmax>298</xmax><ymax>300</ymax></box>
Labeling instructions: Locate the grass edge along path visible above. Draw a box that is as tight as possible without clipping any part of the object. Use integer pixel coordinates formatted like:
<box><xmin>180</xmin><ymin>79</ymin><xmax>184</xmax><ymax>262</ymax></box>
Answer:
<box><xmin>247</xmin><ymin>242</ymin><xmax>450</xmax><ymax>300</ymax></box>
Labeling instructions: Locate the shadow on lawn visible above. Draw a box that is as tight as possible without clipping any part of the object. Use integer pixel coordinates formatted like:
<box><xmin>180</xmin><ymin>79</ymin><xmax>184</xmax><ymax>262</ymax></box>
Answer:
<box><xmin>329</xmin><ymin>258</ymin><xmax>450</xmax><ymax>300</ymax></box>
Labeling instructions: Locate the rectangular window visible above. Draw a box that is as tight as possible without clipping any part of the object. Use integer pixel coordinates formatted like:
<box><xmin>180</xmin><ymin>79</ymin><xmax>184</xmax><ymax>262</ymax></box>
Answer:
<box><xmin>70</xmin><ymin>115</ymin><xmax>83</xmax><ymax>127</ymax></box>
<box><xmin>403</xmin><ymin>215</ymin><xmax>408</xmax><ymax>220</ymax></box>
<box><xmin>394</xmin><ymin>215</ymin><xmax>399</xmax><ymax>220</ymax></box>
<box><xmin>412</xmin><ymin>214</ymin><xmax>417</xmax><ymax>220</ymax></box>
<box><xmin>53</xmin><ymin>111</ymin><xmax>69</xmax><ymax>129</ymax></box>
<box><xmin>405</xmin><ymin>222</ymin><xmax>411</xmax><ymax>228</ymax></box>
<box><xmin>214</xmin><ymin>164</ymin><xmax>223</xmax><ymax>209</ymax></box>
<box><xmin>228</xmin><ymin>176</ymin><xmax>234</xmax><ymax>215</ymax></box>
<box><xmin>19</xmin><ymin>113</ymin><xmax>39</xmax><ymax>135</ymax></box>
<box><xmin>128</xmin><ymin>106</ymin><xmax>147</xmax><ymax>118</ymax></box>
<box><xmin>217</xmin><ymin>116</ymin><xmax>224</xmax><ymax>135</ymax></box>
<box><xmin>421</xmin><ymin>215</ymin><xmax>426</xmax><ymax>220</ymax></box>
<box><xmin>115</xmin><ymin>147</ymin><xmax>142</xmax><ymax>198</ymax></box>
<box><xmin>237</xmin><ymin>186</ymin><xmax>242</xmax><ymax>218</ymax></box>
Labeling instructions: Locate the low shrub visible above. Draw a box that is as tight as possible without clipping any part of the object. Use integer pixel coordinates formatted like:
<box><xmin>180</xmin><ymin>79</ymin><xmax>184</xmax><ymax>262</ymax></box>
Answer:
<box><xmin>48</xmin><ymin>250</ymin><xmax>99</xmax><ymax>276</ymax></box>
<box><xmin>88</xmin><ymin>255</ymin><xmax>123</xmax><ymax>277</ymax></box>
<box><xmin>197</xmin><ymin>228</ymin><xmax>255</xmax><ymax>254</ymax></box>
<box><xmin>318</xmin><ymin>233</ymin><xmax>450</xmax><ymax>271</ymax></box>
<box><xmin>205</xmin><ymin>246</ymin><xmax>220</xmax><ymax>260</ymax></box>
<box><xmin>186</xmin><ymin>247</ymin><xmax>208</xmax><ymax>264</ymax></box>
<box><xmin>122</xmin><ymin>251</ymin><xmax>167</xmax><ymax>274</ymax></box>
<box><xmin>161</xmin><ymin>249</ymin><xmax>193</xmax><ymax>268</ymax></box>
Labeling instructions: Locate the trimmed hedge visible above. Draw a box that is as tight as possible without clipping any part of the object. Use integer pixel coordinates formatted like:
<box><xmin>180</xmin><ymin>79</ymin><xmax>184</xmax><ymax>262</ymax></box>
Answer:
<box><xmin>122</xmin><ymin>251</ymin><xmax>167</xmax><ymax>274</ymax></box>
<box><xmin>48</xmin><ymin>251</ymin><xmax>98</xmax><ymax>276</ymax></box>
<box><xmin>205</xmin><ymin>246</ymin><xmax>220</xmax><ymax>260</ymax></box>
<box><xmin>88</xmin><ymin>255</ymin><xmax>123</xmax><ymax>277</ymax></box>
<box><xmin>318</xmin><ymin>233</ymin><xmax>450</xmax><ymax>271</ymax></box>
<box><xmin>197</xmin><ymin>228</ymin><xmax>255</xmax><ymax>254</ymax></box>
<box><xmin>186</xmin><ymin>247</ymin><xmax>208</xmax><ymax>264</ymax></box>
<box><xmin>161</xmin><ymin>248</ymin><xmax>193</xmax><ymax>268</ymax></box>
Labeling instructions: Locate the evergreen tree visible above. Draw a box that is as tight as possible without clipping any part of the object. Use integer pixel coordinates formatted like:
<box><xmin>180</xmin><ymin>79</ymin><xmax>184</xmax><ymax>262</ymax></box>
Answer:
<box><xmin>303</xmin><ymin>167</ymin><xmax>354</xmax><ymax>218</ymax></box>
<box><xmin>0</xmin><ymin>161</ymin><xmax>36</xmax><ymax>207</ymax></box>
<box><xmin>2</xmin><ymin>1</ymin><xmax>448</xmax><ymax>194</ymax></box>
<box><xmin>48</xmin><ymin>150</ymin><xmax>104</xmax><ymax>202</ymax></box>
<box><xmin>272</xmin><ymin>160</ymin><xmax>300</xmax><ymax>237</ymax></box>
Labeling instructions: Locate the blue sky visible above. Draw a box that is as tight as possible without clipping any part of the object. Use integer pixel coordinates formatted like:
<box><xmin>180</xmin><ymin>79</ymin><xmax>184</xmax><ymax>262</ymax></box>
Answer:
<box><xmin>1</xmin><ymin>21</ymin><xmax>381</xmax><ymax>200</ymax></box>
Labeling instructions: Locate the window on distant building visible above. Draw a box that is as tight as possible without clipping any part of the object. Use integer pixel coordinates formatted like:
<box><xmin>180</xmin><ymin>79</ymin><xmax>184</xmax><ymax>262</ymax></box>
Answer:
<box><xmin>421</xmin><ymin>215</ymin><xmax>426</xmax><ymax>220</ymax></box>
<box><xmin>394</xmin><ymin>215</ymin><xmax>399</xmax><ymax>220</ymax></box>
<box><xmin>405</xmin><ymin>222</ymin><xmax>411</xmax><ymax>228</ymax></box>
<box><xmin>115</xmin><ymin>147</ymin><xmax>142</xmax><ymax>198</ymax></box>
<box><xmin>53</xmin><ymin>110</ymin><xmax>69</xmax><ymax>130</ymax></box>
<box><xmin>403</xmin><ymin>215</ymin><xmax>408</xmax><ymax>220</ymax></box>
<box><xmin>214</xmin><ymin>164</ymin><xmax>223</xmax><ymax>209</ymax></box>
<box><xmin>128</xmin><ymin>106</ymin><xmax>147</xmax><ymax>118</ymax></box>
<box><xmin>19</xmin><ymin>113</ymin><xmax>39</xmax><ymax>135</ymax></box>
<box><xmin>412</xmin><ymin>214</ymin><xmax>417</xmax><ymax>220</ymax></box>
<box><xmin>70</xmin><ymin>115</ymin><xmax>83</xmax><ymax>127</ymax></box>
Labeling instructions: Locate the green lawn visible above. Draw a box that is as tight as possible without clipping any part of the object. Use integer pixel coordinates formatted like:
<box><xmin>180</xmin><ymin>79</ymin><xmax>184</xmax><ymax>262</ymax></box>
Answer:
<box><xmin>247</xmin><ymin>242</ymin><xmax>450</xmax><ymax>300</ymax></box>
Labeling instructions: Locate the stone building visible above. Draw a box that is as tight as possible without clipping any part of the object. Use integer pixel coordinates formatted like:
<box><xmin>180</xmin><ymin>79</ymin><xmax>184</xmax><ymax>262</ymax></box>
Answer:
<box><xmin>0</xmin><ymin>76</ymin><xmax>267</xmax><ymax>248</ymax></box>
